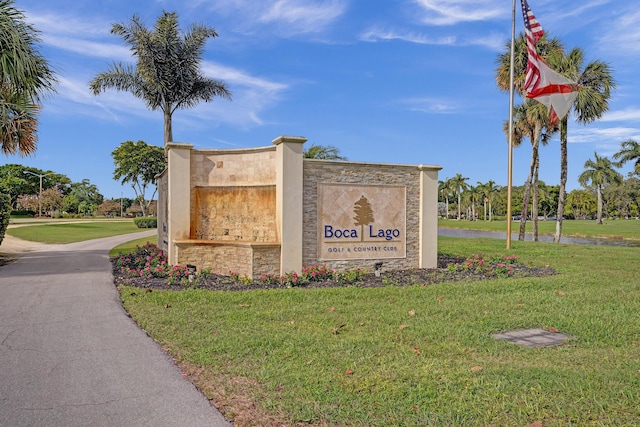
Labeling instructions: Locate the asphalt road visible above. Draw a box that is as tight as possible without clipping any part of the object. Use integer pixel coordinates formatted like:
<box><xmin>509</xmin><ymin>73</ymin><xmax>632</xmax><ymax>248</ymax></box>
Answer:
<box><xmin>0</xmin><ymin>231</ymin><xmax>231</xmax><ymax>427</ymax></box>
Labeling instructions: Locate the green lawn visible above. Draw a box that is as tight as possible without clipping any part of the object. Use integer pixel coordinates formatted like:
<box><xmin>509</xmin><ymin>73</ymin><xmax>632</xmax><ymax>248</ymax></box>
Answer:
<box><xmin>120</xmin><ymin>237</ymin><xmax>640</xmax><ymax>426</ymax></box>
<box><xmin>110</xmin><ymin>235</ymin><xmax>158</xmax><ymax>256</ymax></box>
<box><xmin>439</xmin><ymin>218</ymin><xmax>640</xmax><ymax>241</ymax></box>
<box><xmin>7</xmin><ymin>220</ymin><xmax>141</xmax><ymax>244</ymax></box>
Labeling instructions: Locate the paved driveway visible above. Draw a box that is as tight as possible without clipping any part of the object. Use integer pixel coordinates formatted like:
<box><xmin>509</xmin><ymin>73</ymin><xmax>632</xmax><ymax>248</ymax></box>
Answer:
<box><xmin>0</xmin><ymin>232</ymin><xmax>231</xmax><ymax>427</ymax></box>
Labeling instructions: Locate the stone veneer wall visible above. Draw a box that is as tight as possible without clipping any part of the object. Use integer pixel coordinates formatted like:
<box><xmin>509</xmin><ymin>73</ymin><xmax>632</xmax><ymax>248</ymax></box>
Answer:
<box><xmin>302</xmin><ymin>160</ymin><xmax>421</xmax><ymax>272</ymax></box>
<box><xmin>175</xmin><ymin>241</ymin><xmax>281</xmax><ymax>279</ymax></box>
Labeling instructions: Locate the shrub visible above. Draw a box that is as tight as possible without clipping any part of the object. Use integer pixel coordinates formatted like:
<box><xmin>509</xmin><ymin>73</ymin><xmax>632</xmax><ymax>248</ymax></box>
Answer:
<box><xmin>446</xmin><ymin>253</ymin><xmax>519</xmax><ymax>278</ymax></box>
<box><xmin>0</xmin><ymin>194</ymin><xmax>10</xmax><ymax>245</ymax></box>
<box><xmin>134</xmin><ymin>217</ymin><xmax>157</xmax><ymax>228</ymax></box>
<box><xmin>10</xmin><ymin>209</ymin><xmax>35</xmax><ymax>217</ymax></box>
<box><xmin>301</xmin><ymin>263</ymin><xmax>335</xmax><ymax>282</ymax></box>
<box><xmin>114</xmin><ymin>242</ymin><xmax>168</xmax><ymax>278</ymax></box>
<box><xmin>336</xmin><ymin>268</ymin><xmax>366</xmax><ymax>284</ymax></box>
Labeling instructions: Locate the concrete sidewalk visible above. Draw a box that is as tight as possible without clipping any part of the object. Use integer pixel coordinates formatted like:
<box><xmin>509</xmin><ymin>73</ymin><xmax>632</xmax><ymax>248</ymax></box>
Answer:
<box><xmin>0</xmin><ymin>231</ymin><xmax>231</xmax><ymax>427</ymax></box>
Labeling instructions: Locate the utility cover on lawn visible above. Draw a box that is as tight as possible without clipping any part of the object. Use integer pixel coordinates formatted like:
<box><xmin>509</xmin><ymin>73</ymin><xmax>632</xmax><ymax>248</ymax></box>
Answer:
<box><xmin>492</xmin><ymin>328</ymin><xmax>571</xmax><ymax>348</ymax></box>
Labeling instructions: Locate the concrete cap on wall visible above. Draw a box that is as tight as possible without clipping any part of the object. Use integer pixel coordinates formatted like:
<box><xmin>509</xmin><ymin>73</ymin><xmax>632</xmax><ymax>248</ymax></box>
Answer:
<box><xmin>272</xmin><ymin>135</ymin><xmax>308</xmax><ymax>146</ymax></box>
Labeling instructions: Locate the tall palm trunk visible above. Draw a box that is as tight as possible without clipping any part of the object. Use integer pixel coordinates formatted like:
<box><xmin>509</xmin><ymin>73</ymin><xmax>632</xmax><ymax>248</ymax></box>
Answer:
<box><xmin>519</xmin><ymin>176</ymin><xmax>531</xmax><ymax>241</ymax></box>
<box><xmin>519</xmin><ymin>123</ymin><xmax>542</xmax><ymax>241</ymax></box>
<box><xmin>163</xmin><ymin>108</ymin><xmax>173</xmax><ymax>147</ymax></box>
<box><xmin>554</xmin><ymin>119</ymin><xmax>569</xmax><ymax>243</ymax></box>
<box><xmin>532</xmin><ymin>155</ymin><xmax>540</xmax><ymax>241</ymax></box>
<box><xmin>596</xmin><ymin>185</ymin><xmax>603</xmax><ymax>224</ymax></box>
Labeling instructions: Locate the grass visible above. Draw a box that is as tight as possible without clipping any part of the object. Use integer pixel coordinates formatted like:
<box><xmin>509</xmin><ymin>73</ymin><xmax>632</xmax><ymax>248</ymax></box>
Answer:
<box><xmin>119</xmin><ymin>236</ymin><xmax>640</xmax><ymax>426</ymax></box>
<box><xmin>439</xmin><ymin>218</ymin><xmax>640</xmax><ymax>241</ymax></box>
<box><xmin>109</xmin><ymin>235</ymin><xmax>158</xmax><ymax>257</ymax></box>
<box><xmin>6</xmin><ymin>220</ymin><xmax>141</xmax><ymax>244</ymax></box>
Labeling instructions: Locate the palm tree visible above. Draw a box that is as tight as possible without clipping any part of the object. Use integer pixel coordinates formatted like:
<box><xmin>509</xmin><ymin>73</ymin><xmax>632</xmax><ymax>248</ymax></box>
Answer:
<box><xmin>89</xmin><ymin>11</ymin><xmax>231</xmax><ymax>147</ymax></box>
<box><xmin>578</xmin><ymin>152</ymin><xmax>622</xmax><ymax>224</ymax></box>
<box><xmin>484</xmin><ymin>180</ymin><xmax>500</xmax><ymax>222</ymax></box>
<box><xmin>0</xmin><ymin>0</ymin><xmax>57</xmax><ymax>155</ymax></box>
<box><xmin>550</xmin><ymin>48</ymin><xmax>615</xmax><ymax>240</ymax></box>
<box><xmin>613</xmin><ymin>139</ymin><xmax>640</xmax><ymax>175</ymax></box>
<box><xmin>463</xmin><ymin>185</ymin><xmax>481</xmax><ymax>221</ymax></box>
<box><xmin>476</xmin><ymin>182</ymin><xmax>488</xmax><ymax>220</ymax></box>
<box><xmin>438</xmin><ymin>178</ymin><xmax>455</xmax><ymax>220</ymax></box>
<box><xmin>449</xmin><ymin>173</ymin><xmax>468</xmax><ymax>220</ymax></box>
<box><xmin>503</xmin><ymin>100</ymin><xmax>557</xmax><ymax>240</ymax></box>
<box><xmin>566</xmin><ymin>189</ymin><xmax>596</xmax><ymax>220</ymax></box>
<box><xmin>496</xmin><ymin>34</ymin><xmax>562</xmax><ymax>240</ymax></box>
<box><xmin>303</xmin><ymin>144</ymin><xmax>347</xmax><ymax>160</ymax></box>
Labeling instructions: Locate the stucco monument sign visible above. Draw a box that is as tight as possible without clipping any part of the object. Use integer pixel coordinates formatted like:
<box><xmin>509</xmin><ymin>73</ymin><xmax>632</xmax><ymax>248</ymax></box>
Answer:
<box><xmin>158</xmin><ymin>135</ymin><xmax>441</xmax><ymax>279</ymax></box>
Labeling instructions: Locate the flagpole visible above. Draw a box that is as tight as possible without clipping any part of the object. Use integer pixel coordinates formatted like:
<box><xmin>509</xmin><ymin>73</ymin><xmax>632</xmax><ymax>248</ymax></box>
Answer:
<box><xmin>506</xmin><ymin>0</ymin><xmax>516</xmax><ymax>250</ymax></box>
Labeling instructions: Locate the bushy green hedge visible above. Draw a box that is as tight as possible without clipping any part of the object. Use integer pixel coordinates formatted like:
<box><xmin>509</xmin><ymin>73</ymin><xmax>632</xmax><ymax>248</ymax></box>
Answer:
<box><xmin>0</xmin><ymin>194</ymin><xmax>11</xmax><ymax>245</ymax></box>
<box><xmin>134</xmin><ymin>217</ymin><xmax>157</xmax><ymax>228</ymax></box>
<box><xmin>10</xmin><ymin>209</ymin><xmax>35</xmax><ymax>217</ymax></box>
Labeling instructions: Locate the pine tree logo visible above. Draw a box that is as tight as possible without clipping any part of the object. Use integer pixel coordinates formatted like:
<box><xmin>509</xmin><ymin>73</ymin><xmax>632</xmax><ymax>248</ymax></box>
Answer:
<box><xmin>353</xmin><ymin>195</ymin><xmax>374</xmax><ymax>241</ymax></box>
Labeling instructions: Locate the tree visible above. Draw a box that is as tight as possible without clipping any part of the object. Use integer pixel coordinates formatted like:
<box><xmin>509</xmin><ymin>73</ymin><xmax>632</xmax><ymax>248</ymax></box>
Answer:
<box><xmin>504</xmin><ymin>101</ymin><xmax>558</xmax><ymax>240</ymax></box>
<box><xmin>463</xmin><ymin>185</ymin><xmax>481</xmax><ymax>221</ymax></box>
<box><xmin>62</xmin><ymin>194</ymin><xmax>80</xmax><ymax>214</ymax></box>
<box><xmin>613</xmin><ymin>139</ymin><xmax>640</xmax><ymax>175</ymax></box>
<box><xmin>40</xmin><ymin>187</ymin><xmax>63</xmax><ymax>215</ymax></box>
<box><xmin>477</xmin><ymin>180</ymin><xmax>500</xmax><ymax>221</ymax></box>
<box><xmin>69</xmin><ymin>179</ymin><xmax>103</xmax><ymax>207</ymax></box>
<box><xmin>96</xmin><ymin>199</ymin><xmax>122</xmax><ymax>217</ymax></box>
<box><xmin>0</xmin><ymin>193</ymin><xmax>10</xmax><ymax>245</ymax></box>
<box><xmin>89</xmin><ymin>11</ymin><xmax>231</xmax><ymax>147</ymax></box>
<box><xmin>304</xmin><ymin>144</ymin><xmax>347</xmax><ymax>160</ymax></box>
<box><xmin>112</xmin><ymin>140</ymin><xmax>165</xmax><ymax>216</ymax></box>
<box><xmin>438</xmin><ymin>178</ymin><xmax>455</xmax><ymax>220</ymax></box>
<box><xmin>0</xmin><ymin>0</ymin><xmax>56</xmax><ymax>155</ymax></box>
<box><xmin>496</xmin><ymin>34</ymin><xmax>562</xmax><ymax>241</ymax></box>
<box><xmin>578</xmin><ymin>152</ymin><xmax>622</xmax><ymax>224</ymax></box>
<box><xmin>449</xmin><ymin>173</ymin><xmax>468</xmax><ymax>220</ymax></box>
<box><xmin>550</xmin><ymin>48</ymin><xmax>615</xmax><ymax>241</ymax></box>
<box><xmin>566</xmin><ymin>189</ymin><xmax>596</xmax><ymax>220</ymax></box>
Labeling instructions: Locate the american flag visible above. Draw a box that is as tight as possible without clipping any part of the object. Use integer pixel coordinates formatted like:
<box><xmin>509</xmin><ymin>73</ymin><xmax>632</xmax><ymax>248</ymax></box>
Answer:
<box><xmin>520</xmin><ymin>0</ymin><xmax>577</xmax><ymax>122</ymax></box>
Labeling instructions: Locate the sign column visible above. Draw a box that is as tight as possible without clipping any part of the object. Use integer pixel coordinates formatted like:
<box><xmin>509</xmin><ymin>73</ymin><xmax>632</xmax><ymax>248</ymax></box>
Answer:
<box><xmin>419</xmin><ymin>165</ymin><xmax>441</xmax><ymax>268</ymax></box>
<box><xmin>166</xmin><ymin>142</ymin><xmax>193</xmax><ymax>265</ymax></box>
<box><xmin>273</xmin><ymin>135</ymin><xmax>306</xmax><ymax>274</ymax></box>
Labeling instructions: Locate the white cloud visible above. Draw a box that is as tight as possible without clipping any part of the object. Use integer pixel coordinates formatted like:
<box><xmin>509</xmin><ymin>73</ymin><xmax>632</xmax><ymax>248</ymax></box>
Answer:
<box><xmin>360</xmin><ymin>26</ymin><xmax>506</xmax><ymax>52</ymax></box>
<box><xmin>598</xmin><ymin>9</ymin><xmax>640</xmax><ymax>56</ymax></box>
<box><xmin>207</xmin><ymin>0</ymin><xmax>347</xmax><ymax>36</ymax></box>
<box><xmin>360</xmin><ymin>28</ymin><xmax>455</xmax><ymax>45</ymax></box>
<box><xmin>600</xmin><ymin>108</ymin><xmax>640</xmax><ymax>123</ymax></box>
<box><xmin>412</xmin><ymin>0</ymin><xmax>504</xmax><ymax>26</ymax></box>
<box><xmin>400</xmin><ymin>97</ymin><xmax>460</xmax><ymax>114</ymax></box>
<box><xmin>260</xmin><ymin>0</ymin><xmax>346</xmax><ymax>33</ymax></box>
<box><xmin>45</xmin><ymin>60</ymin><xmax>290</xmax><ymax>130</ymax></box>
<box><xmin>569</xmin><ymin>126</ymin><xmax>640</xmax><ymax>155</ymax></box>
<box><xmin>24</xmin><ymin>9</ymin><xmax>110</xmax><ymax>37</ymax></box>
<box><xmin>202</xmin><ymin>62</ymin><xmax>289</xmax><ymax>94</ymax></box>
<box><xmin>43</xmin><ymin>36</ymin><xmax>132</xmax><ymax>60</ymax></box>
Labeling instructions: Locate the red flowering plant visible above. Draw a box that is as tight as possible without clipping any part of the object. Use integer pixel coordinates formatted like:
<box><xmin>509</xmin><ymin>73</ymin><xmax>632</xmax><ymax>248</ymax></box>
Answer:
<box><xmin>113</xmin><ymin>242</ymin><xmax>169</xmax><ymax>279</ymax></box>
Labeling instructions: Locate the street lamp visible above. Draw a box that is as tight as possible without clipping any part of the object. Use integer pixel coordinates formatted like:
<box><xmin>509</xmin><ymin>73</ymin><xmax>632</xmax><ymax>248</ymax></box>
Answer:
<box><xmin>23</xmin><ymin>171</ymin><xmax>54</xmax><ymax>218</ymax></box>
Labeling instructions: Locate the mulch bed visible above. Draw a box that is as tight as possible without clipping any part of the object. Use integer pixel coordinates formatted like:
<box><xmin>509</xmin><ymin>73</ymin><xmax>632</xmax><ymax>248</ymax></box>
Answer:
<box><xmin>112</xmin><ymin>254</ymin><xmax>557</xmax><ymax>292</ymax></box>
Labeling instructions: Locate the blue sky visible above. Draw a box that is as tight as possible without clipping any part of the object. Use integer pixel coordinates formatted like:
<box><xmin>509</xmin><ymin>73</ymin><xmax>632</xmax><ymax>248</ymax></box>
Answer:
<box><xmin>4</xmin><ymin>0</ymin><xmax>640</xmax><ymax>199</ymax></box>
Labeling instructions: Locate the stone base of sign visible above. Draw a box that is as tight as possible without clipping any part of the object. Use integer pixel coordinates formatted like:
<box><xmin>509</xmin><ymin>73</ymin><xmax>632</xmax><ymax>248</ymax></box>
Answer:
<box><xmin>157</xmin><ymin>136</ymin><xmax>441</xmax><ymax>280</ymax></box>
